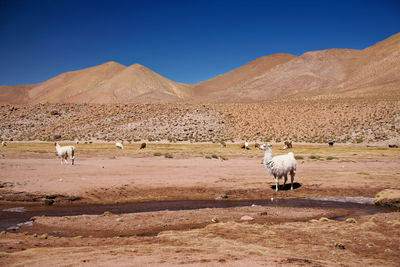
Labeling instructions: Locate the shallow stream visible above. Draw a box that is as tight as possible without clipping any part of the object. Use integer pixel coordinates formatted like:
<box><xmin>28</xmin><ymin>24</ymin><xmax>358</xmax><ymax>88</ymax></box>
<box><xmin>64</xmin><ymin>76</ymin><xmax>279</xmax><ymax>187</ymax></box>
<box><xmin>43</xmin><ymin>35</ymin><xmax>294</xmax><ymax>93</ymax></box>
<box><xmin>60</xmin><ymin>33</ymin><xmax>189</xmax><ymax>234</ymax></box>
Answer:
<box><xmin>0</xmin><ymin>197</ymin><xmax>393</xmax><ymax>232</ymax></box>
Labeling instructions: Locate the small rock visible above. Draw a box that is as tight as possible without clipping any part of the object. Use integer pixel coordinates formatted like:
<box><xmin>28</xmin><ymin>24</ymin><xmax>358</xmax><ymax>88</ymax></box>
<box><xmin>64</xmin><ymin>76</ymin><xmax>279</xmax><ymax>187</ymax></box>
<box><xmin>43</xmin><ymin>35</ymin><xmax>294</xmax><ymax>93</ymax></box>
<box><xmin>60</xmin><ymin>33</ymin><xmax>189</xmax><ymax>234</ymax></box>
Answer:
<box><xmin>334</xmin><ymin>242</ymin><xmax>345</xmax><ymax>249</ymax></box>
<box><xmin>345</xmin><ymin>218</ymin><xmax>357</xmax><ymax>223</ymax></box>
<box><xmin>7</xmin><ymin>226</ymin><xmax>19</xmax><ymax>231</ymax></box>
<box><xmin>44</xmin><ymin>199</ymin><xmax>54</xmax><ymax>206</ymax></box>
<box><xmin>367</xmin><ymin>243</ymin><xmax>375</xmax><ymax>248</ymax></box>
<box><xmin>116</xmin><ymin>218</ymin><xmax>123</xmax><ymax>222</ymax></box>
<box><xmin>319</xmin><ymin>217</ymin><xmax>330</xmax><ymax>222</ymax></box>
<box><xmin>40</xmin><ymin>234</ymin><xmax>48</xmax><ymax>239</ymax></box>
<box><xmin>259</xmin><ymin>212</ymin><xmax>268</xmax><ymax>216</ymax></box>
<box><xmin>240</xmin><ymin>215</ymin><xmax>254</xmax><ymax>221</ymax></box>
<box><xmin>58</xmin><ymin>178</ymin><xmax>63</xmax><ymax>182</ymax></box>
<box><xmin>102</xmin><ymin>211</ymin><xmax>113</xmax><ymax>216</ymax></box>
<box><xmin>384</xmin><ymin>248</ymin><xmax>392</xmax><ymax>253</ymax></box>
<box><xmin>211</xmin><ymin>217</ymin><xmax>220</xmax><ymax>223</ymax></box>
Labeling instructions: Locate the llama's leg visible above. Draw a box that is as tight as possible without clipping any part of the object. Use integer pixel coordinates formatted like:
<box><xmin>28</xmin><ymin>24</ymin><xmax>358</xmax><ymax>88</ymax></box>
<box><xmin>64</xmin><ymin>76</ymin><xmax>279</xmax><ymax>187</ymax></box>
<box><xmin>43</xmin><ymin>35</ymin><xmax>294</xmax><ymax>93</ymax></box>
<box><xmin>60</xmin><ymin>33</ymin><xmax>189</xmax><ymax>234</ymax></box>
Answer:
<box><xmin>283</xmin><ymin>174</ymin><xmax>288</xmax><ymax>189</ymax></box>
<box><xmin>64</xmin><ymin>155</ymin><xmax>68</xmax><ymax>164</ymax></box>
<box><xmin>69</xmin><ymin>150</ymin><xmax>75</xmax><ymax>165</ymax></box>
<box><xmin>274</xmin><ymin>174</ymin><xmax>279</xmax><ymax>192</ymax></box>
<box><xmin>290</xmin><ymin>170</ymin><xmax>295</xmax><ymax>190</ymax></box>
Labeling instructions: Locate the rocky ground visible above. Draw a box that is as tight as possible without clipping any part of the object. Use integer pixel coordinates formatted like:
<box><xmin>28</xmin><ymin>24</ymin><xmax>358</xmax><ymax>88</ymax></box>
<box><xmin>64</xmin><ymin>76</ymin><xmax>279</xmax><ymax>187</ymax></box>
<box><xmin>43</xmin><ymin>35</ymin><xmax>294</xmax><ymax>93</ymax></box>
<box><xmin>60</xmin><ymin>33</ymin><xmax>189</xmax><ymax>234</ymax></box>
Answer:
<box><xmin>0</xmin><ymin>143</ymin><xmax>399</xmax><ymax>266</ymax></box>
<box><xmin>1</xmin><ymin>95</ymin><xmax>399</xmax><ymax>145</ymax></box>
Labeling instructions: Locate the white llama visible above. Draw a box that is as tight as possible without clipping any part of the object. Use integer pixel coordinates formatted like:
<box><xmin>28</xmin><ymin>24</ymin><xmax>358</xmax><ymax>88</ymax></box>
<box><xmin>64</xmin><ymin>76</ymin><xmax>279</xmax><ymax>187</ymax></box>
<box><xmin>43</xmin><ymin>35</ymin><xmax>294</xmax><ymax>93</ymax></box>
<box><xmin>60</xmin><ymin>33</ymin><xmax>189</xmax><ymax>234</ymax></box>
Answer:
<box><xmin>116</xmin><ymin>141</ymin><xmax>124</xmax><ymax>149</ymax></box>
<box><xmin>261</xmin><ymin>144</ymin><xmax>296</xmax><ymax>192</ymax></box>
<box><xmin>55</xmin><ymin>142</ymin><xmax>75</xmax><ymax>165</ymax></box>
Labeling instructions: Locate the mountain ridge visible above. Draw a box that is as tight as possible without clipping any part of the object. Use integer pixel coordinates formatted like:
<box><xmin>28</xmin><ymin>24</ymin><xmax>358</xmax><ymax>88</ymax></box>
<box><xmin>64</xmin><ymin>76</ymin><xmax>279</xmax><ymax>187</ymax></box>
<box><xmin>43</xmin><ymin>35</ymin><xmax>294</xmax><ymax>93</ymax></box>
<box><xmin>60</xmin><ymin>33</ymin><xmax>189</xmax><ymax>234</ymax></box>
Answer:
<box><xmin>1</xmin><ymin>32</ymin><xmax>399</xmax><ymax>104</ymax></box>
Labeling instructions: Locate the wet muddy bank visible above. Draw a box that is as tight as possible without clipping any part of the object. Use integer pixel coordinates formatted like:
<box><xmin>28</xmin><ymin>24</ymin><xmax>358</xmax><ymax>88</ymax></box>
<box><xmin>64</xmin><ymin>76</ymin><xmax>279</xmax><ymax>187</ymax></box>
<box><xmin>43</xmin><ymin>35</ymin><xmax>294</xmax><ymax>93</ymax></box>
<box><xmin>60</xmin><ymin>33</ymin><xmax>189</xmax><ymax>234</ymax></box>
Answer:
<box><xmin>1</xmin><ymin>197</ymin><xmax>394</xmax><ymax>236</ymax></box>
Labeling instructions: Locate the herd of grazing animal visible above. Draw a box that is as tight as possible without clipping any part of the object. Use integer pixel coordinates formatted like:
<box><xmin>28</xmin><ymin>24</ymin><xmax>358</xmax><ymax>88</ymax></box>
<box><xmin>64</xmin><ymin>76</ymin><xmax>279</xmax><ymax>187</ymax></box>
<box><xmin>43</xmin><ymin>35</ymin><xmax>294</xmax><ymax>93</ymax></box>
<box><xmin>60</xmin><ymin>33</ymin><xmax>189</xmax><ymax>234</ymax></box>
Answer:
<box><xmin>2</xmin><ymin>136</ymin><xmax>300</xmax><ymax>193</ymax></box>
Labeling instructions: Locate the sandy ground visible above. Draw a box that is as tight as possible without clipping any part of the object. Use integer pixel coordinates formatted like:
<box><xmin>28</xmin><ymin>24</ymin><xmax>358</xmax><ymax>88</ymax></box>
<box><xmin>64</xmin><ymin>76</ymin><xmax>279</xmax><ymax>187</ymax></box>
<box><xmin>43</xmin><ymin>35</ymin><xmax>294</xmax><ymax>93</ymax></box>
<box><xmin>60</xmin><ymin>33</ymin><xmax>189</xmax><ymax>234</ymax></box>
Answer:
<box><xmin>0</xmin><ymin>144</ymin><xmax>399</xmax><ymax>266</ymax></box>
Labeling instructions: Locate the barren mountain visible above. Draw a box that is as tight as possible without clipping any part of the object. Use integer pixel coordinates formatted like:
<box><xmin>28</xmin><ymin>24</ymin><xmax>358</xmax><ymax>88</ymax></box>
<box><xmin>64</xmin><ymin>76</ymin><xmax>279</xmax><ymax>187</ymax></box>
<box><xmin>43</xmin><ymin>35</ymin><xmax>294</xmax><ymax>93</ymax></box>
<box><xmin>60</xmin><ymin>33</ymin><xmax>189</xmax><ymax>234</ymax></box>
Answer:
<box><xmin>191</xmin><ymin>32</ymin><xmax>400</xmax><ymax>101</ymax></box>
<box><xmin>191</xmin><ymin>53</ymin><xmax>297</xmax><ymax>100</ymax></box>
<box><xmin>0</xmin><ymin>62</ymin><xmax>192</xmax><ymax>104</ymax></box>
<box><xmin>0</xmin><ymin>32</ymin><xmax>399</xmax><ymax>104</ymax></box>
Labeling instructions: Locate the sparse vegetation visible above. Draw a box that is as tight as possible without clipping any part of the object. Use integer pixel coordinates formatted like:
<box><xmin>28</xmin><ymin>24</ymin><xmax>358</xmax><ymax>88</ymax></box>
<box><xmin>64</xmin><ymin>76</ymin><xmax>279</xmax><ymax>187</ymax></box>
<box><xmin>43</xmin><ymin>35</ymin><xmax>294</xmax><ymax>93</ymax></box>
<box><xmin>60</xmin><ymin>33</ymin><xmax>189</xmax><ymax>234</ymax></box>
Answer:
<box><xmin>164</xmin><ymin>153</ymin><xmax>173</xmax><ymax>159</ymax></box>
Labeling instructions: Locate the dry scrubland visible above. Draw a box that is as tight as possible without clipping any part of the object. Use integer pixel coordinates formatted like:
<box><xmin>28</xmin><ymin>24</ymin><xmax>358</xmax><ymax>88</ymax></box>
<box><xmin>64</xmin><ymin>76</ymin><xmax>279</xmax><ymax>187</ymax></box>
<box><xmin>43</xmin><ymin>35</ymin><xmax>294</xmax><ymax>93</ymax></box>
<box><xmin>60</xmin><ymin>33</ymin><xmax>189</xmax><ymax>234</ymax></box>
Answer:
<box><xmin>1</xmin><ymin>95</ymin><xmax>399</xmax><ymax>144</ymax></box>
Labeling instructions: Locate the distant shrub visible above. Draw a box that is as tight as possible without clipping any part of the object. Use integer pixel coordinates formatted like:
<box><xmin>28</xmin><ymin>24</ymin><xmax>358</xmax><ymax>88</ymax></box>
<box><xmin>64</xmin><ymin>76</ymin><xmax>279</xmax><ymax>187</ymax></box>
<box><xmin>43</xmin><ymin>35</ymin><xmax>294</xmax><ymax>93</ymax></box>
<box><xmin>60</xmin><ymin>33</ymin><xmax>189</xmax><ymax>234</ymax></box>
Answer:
<box><xmin>326</xmin><ymin>156</ymin><xmax>336</xmax><ymax>160</ymax></box>
<box><xmin>355</xmin><ymin>137</ymin><xmax>364</xmax><ymax>144</ymax></box>
<box><xmin>133</xmin><ymin>138</ymin><xmax>141</xmax><ymax>142</ymax></box>
<box><xmin>220</xmin><ymin>156</ymin><xmax>228</xmax><ymax>161</ymax></box>
<box><xmin>205</xmin><ymin>155</ymin><xmax>212</xmax><ymax>159</ymax></box>
<box><xmin>164</xmin><ymin>153</ymin><xmax>173</xmax><ymax>159</ymax></box>
<box><xmin>294</xmin><ymin>155</ymin><xmax>304</xmax><ymax>160</ymax></box>
<box><xmin>211</xmin><ymin>154</ymin><xmax>219</xmax><ymax>159</ymax></box>
<box><xmin>153</xmin><ymin>152</ymin><xmax>162</xmax><ymax>156</ymax></box>
<box><xmin>309</xmin><ymin>155</ymin><xmax>322</xmax><ymax>160</ymax></box>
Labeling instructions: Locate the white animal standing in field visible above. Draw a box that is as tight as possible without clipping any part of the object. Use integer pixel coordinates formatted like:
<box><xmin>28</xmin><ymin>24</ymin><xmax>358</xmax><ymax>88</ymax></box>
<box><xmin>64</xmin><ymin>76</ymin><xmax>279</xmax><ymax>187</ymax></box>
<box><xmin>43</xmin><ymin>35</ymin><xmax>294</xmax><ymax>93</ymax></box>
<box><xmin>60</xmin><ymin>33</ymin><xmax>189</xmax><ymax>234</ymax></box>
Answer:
<box><xmin>261</xmin><ymin>143</ymin><xmax>296</xmax><ymax>192</ymax></box>
<box><xmin>55</xmin><ymin>142</ymin><xmax>75</xmax><ymax>165</ymax></box>
<box><xmin>1</xmin><ymin>141</ymin><xmax>6</xmax><ymax>147</ymax></box>
<box><xmin>245</xmin><ymin>142</ymin><xmax>249</xmax><ymax>150</ymax></box>
<box><xmin>115</xmin><ymin>141</ymin><xmax>124</xmax><ymax>149</ymax></box>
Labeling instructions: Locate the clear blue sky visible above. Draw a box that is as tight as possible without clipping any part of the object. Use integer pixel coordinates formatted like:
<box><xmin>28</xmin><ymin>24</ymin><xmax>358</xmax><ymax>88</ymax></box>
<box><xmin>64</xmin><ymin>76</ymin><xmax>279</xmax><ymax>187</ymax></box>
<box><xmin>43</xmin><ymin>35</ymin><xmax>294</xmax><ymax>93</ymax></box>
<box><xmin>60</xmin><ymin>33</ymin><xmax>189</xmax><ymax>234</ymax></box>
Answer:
<box><xmin>0</xmin><ymin>0</ymin><xmax>399</xmax><ymax>85</ymax></box>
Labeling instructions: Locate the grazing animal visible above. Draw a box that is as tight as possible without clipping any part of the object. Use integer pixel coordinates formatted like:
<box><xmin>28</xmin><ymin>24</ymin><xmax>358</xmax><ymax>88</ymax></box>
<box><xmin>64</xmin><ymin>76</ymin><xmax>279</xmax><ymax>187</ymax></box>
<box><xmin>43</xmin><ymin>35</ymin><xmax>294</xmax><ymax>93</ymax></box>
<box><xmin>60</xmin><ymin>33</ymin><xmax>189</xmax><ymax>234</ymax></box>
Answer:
<box><xmin>115</xmin><ymin>141</ymin><xmax>124</xmax><ymax>149</ymax></box>
<box><xmin>328</xmin><ymin>141</ymin><xmax>335</xmax><ymax>146</ymax></box>
<box><xmin>388</xmin><ymin>144</ymin><xmax>399</xmax><ymax>148</ymax></box>
<box><xmin>245</xmin><ymin>142</ymin><xmax>249</xmax><ymax>150</ymax></box>
<box><xmin>140</xmin><ymin>143</ymin><xmax>146</xmax><ymax>149</ymax></box>
<box><xmin>55</xmin><ymin>142</ymin><xmax>75</xmax><ymax>165</ymax></box>
<box><xmin>1</xmin><ymin>141</ymin><xmax>6</xmax><ymax>147</ymax></box>
<box><xmin>283</xmin><ymin>141</ymin><xmax>292</xmax><ymax>149</ymax></box>
<box><xmin>259</xmin><ymin>143</ymin><xmax>266</xmax><ymax>150</ymax></box>
<box><xmin>255</xmin><ymin>143</ymin><xmax>260</xmax><ymax>148</ymax></box>
<box><xmin>261</xmin><ymin>143</ymin><xmax>296</xmax><ymax>192</ymax></box>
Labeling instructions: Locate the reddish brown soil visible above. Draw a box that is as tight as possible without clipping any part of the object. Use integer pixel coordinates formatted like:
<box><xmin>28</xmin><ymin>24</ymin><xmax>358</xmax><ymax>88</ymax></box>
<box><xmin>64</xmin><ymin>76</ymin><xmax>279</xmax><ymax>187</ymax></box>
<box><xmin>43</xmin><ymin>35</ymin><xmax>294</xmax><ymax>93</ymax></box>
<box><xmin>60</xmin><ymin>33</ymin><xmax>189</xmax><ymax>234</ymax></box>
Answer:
<box><xmin>0</xmin><ymin>147</ymin><xmax>399</xmax><ymax>266</ymax></box>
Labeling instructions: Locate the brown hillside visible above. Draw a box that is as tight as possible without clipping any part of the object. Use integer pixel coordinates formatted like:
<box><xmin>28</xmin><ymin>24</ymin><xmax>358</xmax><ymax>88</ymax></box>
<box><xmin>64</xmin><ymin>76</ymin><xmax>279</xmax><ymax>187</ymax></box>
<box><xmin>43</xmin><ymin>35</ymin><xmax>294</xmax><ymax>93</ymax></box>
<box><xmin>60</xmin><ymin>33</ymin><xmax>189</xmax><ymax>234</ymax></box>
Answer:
<box><xmin>0</xmin><ymin>32</ymin><xmax>399</xmax><ymax>104</ymax></box>
<box><xmin>191</xmin><ymin>53</ymin><xmax>296</xmax><ymax>98</ymax></box>
<box><xmin>28</xmin><ymin>61</ymin><xmax>126</xmax><ymax>103</ymax></box>
<box><xmin>0</xmin><ymin>84</ymin><xmax>34</xmax><ymax>104</ymax></box>
<box><xmin>73</xmin><ymin>64</ymin><xmax>192</xmax><ymax>104</ymax></box>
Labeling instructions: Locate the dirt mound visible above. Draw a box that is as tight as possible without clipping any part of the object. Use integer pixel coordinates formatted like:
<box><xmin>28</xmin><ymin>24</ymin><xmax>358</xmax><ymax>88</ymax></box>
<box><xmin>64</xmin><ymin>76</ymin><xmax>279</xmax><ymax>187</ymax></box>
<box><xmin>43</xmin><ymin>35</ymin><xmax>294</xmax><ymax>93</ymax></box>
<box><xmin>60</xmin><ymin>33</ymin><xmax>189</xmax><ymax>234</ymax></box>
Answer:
<box><xmin>375</xmin><ymin>189</ymin><xmax>400</xmax><ymax>208</ymax></box>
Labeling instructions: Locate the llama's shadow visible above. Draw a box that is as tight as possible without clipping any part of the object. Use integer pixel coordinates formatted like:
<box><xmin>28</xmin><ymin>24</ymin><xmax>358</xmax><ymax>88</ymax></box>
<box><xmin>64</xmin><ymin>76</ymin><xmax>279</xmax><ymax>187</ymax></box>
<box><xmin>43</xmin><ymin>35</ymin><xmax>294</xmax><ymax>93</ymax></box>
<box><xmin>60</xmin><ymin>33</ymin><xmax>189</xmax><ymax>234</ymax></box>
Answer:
<box><xmin>271</xmin><ymin>182</ymin><xmax>302</xmax><ymax>191</ymax></box>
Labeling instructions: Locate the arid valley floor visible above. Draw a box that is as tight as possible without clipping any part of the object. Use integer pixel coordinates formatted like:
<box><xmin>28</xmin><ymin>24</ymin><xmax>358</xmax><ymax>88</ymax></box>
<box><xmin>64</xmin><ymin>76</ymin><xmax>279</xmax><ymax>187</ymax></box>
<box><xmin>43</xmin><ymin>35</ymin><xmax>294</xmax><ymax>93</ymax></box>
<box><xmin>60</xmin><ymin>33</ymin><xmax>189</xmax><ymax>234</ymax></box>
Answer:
<box><xmin>1</xmin><ymin>32</ymin><xmax>400</xmax><ymax>266</ymax></box>
<box><xmin>0</xmin><ymin>143</ymin><xmax>399</xmax><ymax>266</ymax></box>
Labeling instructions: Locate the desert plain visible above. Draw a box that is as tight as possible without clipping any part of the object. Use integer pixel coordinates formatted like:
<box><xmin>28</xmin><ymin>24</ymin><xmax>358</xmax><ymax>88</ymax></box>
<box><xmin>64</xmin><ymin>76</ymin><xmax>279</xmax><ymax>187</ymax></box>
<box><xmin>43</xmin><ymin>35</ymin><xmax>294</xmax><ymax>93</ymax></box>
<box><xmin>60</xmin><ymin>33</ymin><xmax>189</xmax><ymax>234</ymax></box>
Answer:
<box><xmin>1</xmin><ymin>33</ymin><xmax>400</xmax><ymax>266</ymax></box>
<box><xmin>0</xmin><ymin>142</ymin><xmax>399</xmax><ymax>266</ymax></box>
